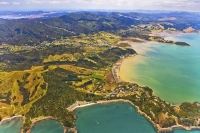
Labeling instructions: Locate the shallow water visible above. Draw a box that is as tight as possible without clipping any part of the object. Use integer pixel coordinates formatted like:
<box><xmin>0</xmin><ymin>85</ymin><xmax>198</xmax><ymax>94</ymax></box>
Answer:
<box><xmin>0</xmin><ymin>117</ymin><xmax>23</xmax><ymax>133</ymax></box>
<box><xmin>121</xmin><ymin>33</ymin><xmax>200</xmax><ymax>103</ymax></box>
<box><xmin>30</xmin><ymin>119</ymin><xmax>64</xmax><ymax>133</ymax></box>
<box><xmin>1</xmin><ymin>103</ymin><xmax>199</xmax><ymax>133</ymax></box>
<box><xmin>1</xmin><ymin>34</ymin><xmax>200</xmax><ymax>133</ymax></box>
<box><xmin>173</xmin><ymin>129</ymin><xmax>200</xmax><ymax>133</ymax></box>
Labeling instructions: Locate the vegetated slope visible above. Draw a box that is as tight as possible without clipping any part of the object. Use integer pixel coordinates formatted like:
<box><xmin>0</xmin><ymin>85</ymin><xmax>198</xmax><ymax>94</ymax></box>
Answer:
<box><xmin>0</xmin><ymin>32</ymin><xmax>137</xmax><ymax>131</ymax></box>
<box><xmin>0</xmin><ymin>30</ymin><xmax>199</xmax><ymax>132</ymax></box>
<box><xmin>0</xmin><ymin>11</ymin><xmax>200</xmax><ymax>131</ymax></box>
<box><xmin>0</xmin><ymin>66</ymin><xmax>47</xmax><ymax>118</ymax></box>
<box><xmin>0</xmin><ymin>12</ymin><xmax>200</xmax><ymax>46</ymax></box>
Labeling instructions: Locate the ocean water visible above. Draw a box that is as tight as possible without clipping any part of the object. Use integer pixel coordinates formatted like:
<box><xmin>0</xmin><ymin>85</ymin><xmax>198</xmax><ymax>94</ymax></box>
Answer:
<box><xmin>173</xmin><ymin>129</ymin><xmax>200</xmax><ymax>133</ymax></box>
<box><xmin>1</xmin><ymin>103</ymin><xmax>200</xmax><ymax>133</ymax></box>
<box><xmin>74</xmin><ymin>102</ymin><xmax>200</xmax><ymax>133</ymax></box>
<box><xmin>30</xmin><ymin>119</ymin><xmax>64</xmax><ymax>133</ymax></box>
<box><xmin>121</xmin><ymin>33</ymin><xmax>200</xmax><ymax>104</ymax></box>
<box><xmin>1</xmin><ymin>33</ymin><xmax>200</xmax><ymax>133</ymax></box>
<box><xmin>0</xmin><ymin>117</ymin><xmax>23</xmax><ymax>133</ymax></box>
<box><xmin>75</xmin><ymin>102</ymin><xmax>156</xmax><ymax>133</ymax></box>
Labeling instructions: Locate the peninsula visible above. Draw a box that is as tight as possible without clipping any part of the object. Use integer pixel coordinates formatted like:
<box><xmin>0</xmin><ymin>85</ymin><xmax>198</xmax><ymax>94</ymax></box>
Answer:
<box><xmin>148</xmin><ymin>36</ymin><xmax>190</xmax><ymax>46</ymax></box>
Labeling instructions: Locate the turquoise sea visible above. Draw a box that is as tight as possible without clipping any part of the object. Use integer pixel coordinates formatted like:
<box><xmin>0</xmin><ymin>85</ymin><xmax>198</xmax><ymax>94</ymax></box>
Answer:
<box><xmin>121</xmin><ymin>33</ymin><xmax>200</xmax><ymax>103</ymax></box>
<box><xmin>0</xmin><ymin>117</ymin><xmax>23</xmax><ymax>133</ymax></box>
<box><xmin>174</xmin><ymin>130</ymin><xmax>200</xmax><ymax>133</ymax></box>
<box><xmin>30</xmin><ymin>119</ymin><xmax>64</xmax><ymax>133</ymax></box>
<box><xmin>1</xmin><ymin>33</ymin><xmax>200</xmax><ymax>133</ymax></box>
<box><xmin>74</xmin><ymin>102</ymin><xmax>200</xmax><ymax>133</ymax></box>
<box><xmin>75</xmin><ymin>102</ymin><xmax>156</xmax><ymax>133</ymax></box>
<box><xmin>0</xmin><ymin>102</ymin><xmax>200</xmax><ymax>133</ymax></box>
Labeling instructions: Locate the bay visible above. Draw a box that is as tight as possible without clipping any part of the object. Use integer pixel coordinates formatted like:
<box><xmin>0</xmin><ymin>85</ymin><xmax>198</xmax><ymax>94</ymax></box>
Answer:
<box><xmin>173</xmin><ymin>129</ymin><xmax>200</xmax><ymax>133</ymax></box>
<box><xmin>75</xmin><ymin>102</ymin><xmax>156</xmax><ymax>133</ymax></box>
<box><xmin>121</xmin><ymin>33</ymin><xmax>200</xmax><ymax>103</ymax></box>
<box><xmin>30</xmin><ymin>119</ymin><xmax>64</xmax><ymax>133</ymax></box>
<box><xmin>74</xmin><ymin>102</ymin><xmax>200</xmax><ymax>133</ymax></box>
<box><xmin>0</xmin><ymin>117</ymin><xmax>23</xmax><ymax>133</ymax></box>
<box><xmin>1</xmin><ymin>33</ymin><xmax>200</xmax><ymax>133</ymax></box>
<box><xmin>1</xmin><ymin>102</ymin><xmax>200</xmax><ymax>133</ymax></box>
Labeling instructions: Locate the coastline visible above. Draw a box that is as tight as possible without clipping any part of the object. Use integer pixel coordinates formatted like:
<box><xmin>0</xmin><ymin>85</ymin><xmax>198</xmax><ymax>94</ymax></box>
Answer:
<box><xmin>119</xmin><ymin>39</ymin><xmax>156</xmax><ymax>86</ymax></box>
<box><xmin>0</xmin><ymin>115</ymin><xmax>25</xmax><ymax>133</ymax></box>
<box><xmin>149</xmin><ymin>31</ymin><xmax>183</xmax><ymax>37</ymax></box>
<box><xmin>1</xmin><ymin>32</ymin><xmax>199</xmax><ymax>133</ymax></box>
<box><xmin>112</xmin><ymin>34</ymin><xmax>200</xmax><ymax>132</ymax></box>
<box><xmin>25</xmin><ymin>116</ymin><xmax>67</xmax><ymax>133</ymax></box>
<box><xmin>33</xmin><ymin>32</ymin><xmax>200</xmax><ymax>133</ymax></box>
<box><xmin>68</xmin><ymin>99</ymin><xmax>200</xmax><ymax>133</ymax></box>
<box><xmin>0</xmin><ymin>115</ymin><xmax>23</xmax><ymax>125</ymax></box>
<box><xmin>112</xmin><ymin>53</ymin><xmax>137</xmax><ymax>83</ymax></box>
<box><xmin>67</xmin><ymin>35</ymin><xmax>200</xmax><ymax>132</ymax></box>
<box><xmin>27</xmin><ymin>32</ymin><xmax>200</xmax><ymax>133</ymax></box>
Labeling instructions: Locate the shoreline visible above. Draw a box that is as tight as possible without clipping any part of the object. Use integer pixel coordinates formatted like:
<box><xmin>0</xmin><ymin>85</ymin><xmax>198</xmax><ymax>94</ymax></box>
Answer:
<box><xmin>0</xmin><ymin>115</ymin><xmax>23</xmax><ymax>125</ymax></box>
<box><xmin>111</xmin><ymin>34</ymin><xmax>200</xmax><ymax>132</ymax></box>
<box><xmin>149</xmin><ymin>30</ymin><xmax>183</xmax><ymax>37</ymax></box>
<box><xmin>67</xmin><ymin>99</ymin><xmax>200</xmax><ymax>133</ymax></box>
<box><xmin>29</xmin><ymin>32</ymin><xmax>200</xmax><ymax>133</ymax></box>
<box><xmin>0</xmin><ymin>115</ymin><xmax>25</xmax><ymax>133</ymax></box>
<box><xmin>1</xmin><ymin>100</ymin><xmax>200</xmax><ymax>133</ymax></box>
<box><xmin>25</xmin><ymin>116</ymin><xmax>67</xmax><ymax>133</ymax></box>
<box><xmin>118</xmin><ymin>39</ymin><xmax>155</xmax><ymax>87</ymax></box>
<box><xmin>66</xmin><ymin>35</ymin><xmax>200</xmax><ymax>132</ymax></box>
<box><xmin>112</xmin><ymin>53</ymin><xmax>137</xmax><ymax>83</ymax></box>
<box><xmin>1</xmin><ymin>32</ymin><xmax>199</xmax><ymax>133</ymax></box>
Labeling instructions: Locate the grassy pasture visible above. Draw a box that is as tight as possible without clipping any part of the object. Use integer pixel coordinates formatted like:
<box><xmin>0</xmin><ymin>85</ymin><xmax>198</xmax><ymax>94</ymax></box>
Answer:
<box><xmin>0</xmin><ymin>66</ymin><xmax>47</xmax><ymax>118</ymax></box>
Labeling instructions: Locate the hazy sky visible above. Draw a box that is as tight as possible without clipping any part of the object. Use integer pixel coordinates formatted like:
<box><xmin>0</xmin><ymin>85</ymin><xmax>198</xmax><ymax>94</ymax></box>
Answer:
<box><xmin>1</xmin><ymin>0</ymin><xmax>200</xmax><ymax>12</ymax></box>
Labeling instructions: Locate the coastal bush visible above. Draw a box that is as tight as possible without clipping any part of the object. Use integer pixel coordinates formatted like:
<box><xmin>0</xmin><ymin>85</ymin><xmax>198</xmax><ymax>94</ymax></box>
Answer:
<box><xmin>24</xmin><ymin>67</ymin><xmax>103</xmax><ymax>131</ymax></box>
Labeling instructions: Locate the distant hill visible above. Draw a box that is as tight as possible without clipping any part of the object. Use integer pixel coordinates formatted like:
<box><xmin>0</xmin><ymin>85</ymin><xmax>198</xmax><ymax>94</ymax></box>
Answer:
<box><xmin>0</xmin><ymin>11</ymin><xmax>200</xmax><ymax>46</ymax></box>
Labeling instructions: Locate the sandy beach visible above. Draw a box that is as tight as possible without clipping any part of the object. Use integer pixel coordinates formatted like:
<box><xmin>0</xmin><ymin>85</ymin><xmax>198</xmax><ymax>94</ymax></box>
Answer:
<box><xmin>2</xmin><ymin>33</ymin><xmax>200</xmax><ymax>133</ymax></box>
<box><xmin>88</xmin><ymin>36</ymin><xmax>200</xmax><ymax>132</ymax></box>
<box><xmin>67</xmin><ymin>99</ymin><xmax>161</xmax><ymax>131</ymax></box>
<box><xmin>0</xmin><ymin>115</ymin><xmax>25</xmax><ymax>133</ymax></box>
<box><xmin>119</xmin><ymin>39</ymin><xmax>157</xmax><ymax>85</ymax></box>
<box><xmin>112</xmin><ymin>54</ymin><xmax>137</xmax><ymax>83</ymax></box>
<box><xmin>67</xmin><ymin>99</ymin><xmax>200</xmax><ymax>132</ymax></box>
<box><xmin>149</xmin><ymin>31</ymin><xmax>183</xmax><ymax>36</ymax></box>
<box><xmin>1</xmin><ymin>100</ymin><xmax>199</xmax><ymax>133</ymax></box>
<box><xmin>112</xmin><ymin>37</ymin><xmax>158</xmax><ymax>85</ymax></box>
<box><xmin>0</xmin><ymin>115</ymin><xmax>23</xmax><ymax>125</ymax></box>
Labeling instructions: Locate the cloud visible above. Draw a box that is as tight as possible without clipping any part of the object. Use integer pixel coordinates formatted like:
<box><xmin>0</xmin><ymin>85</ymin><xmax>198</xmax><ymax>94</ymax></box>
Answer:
<box><xmin>3</xmin><ymin>0</ymin><xmax>200</xmax><ymax>12</ymax></box>
<box><xmin>12</xmin><ymin>2</ymin><xmax>20</xmax><ymax>5</ymax></box>
<box><xmin>48</xmin><ymin>0</ymin><xmax>70</xmax><ymax>4</ymax></box>
<box><xmin>0</xmin><ymin>1</ymin><xmax>9</xmax><ymax>5</ymax></box>
<box><xmin>24</xmin><ymin>0</ymin><xmax>200</xmax><ymax>7</ymax></box>
<box><xmin>26</xmin><ymin>0</ymin><xmax>69</xmax><ymax>4</ymax></box>
<box><xmin>48</xmin><ymin>1</ymin><xmax>61</xmax><ymax>4</ymax></box>
<box><xmin>26</xmin><ymin>0</ymin><xmax>44</xmax><ymax>4</ymax></box>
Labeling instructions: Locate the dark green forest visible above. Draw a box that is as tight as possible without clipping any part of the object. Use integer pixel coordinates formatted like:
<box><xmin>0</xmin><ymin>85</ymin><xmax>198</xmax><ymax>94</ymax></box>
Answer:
<box><xmin>1</xmin><ymin>12</ymin><xmax>200</xmax><ymax>45</ymax></box>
